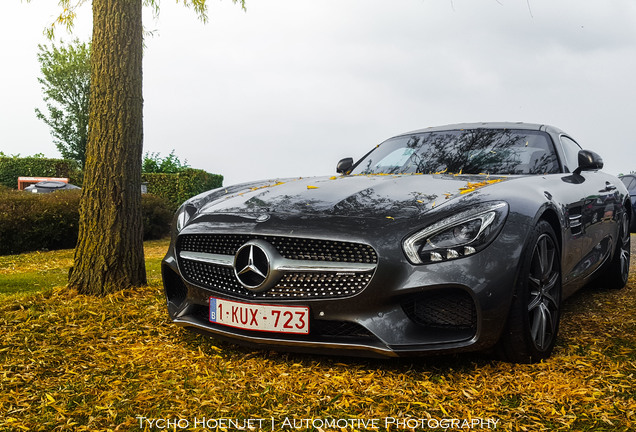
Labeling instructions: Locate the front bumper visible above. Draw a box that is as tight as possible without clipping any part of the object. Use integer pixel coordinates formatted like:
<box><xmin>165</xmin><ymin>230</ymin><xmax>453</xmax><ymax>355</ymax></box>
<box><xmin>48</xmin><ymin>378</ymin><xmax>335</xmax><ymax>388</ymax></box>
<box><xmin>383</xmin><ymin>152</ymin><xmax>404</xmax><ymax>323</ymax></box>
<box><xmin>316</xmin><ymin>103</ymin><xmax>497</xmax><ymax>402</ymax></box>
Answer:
<box><xmin>161</xmin><ymin>214</ymin><xmax>526</xmax><ymax>358</ymax></box>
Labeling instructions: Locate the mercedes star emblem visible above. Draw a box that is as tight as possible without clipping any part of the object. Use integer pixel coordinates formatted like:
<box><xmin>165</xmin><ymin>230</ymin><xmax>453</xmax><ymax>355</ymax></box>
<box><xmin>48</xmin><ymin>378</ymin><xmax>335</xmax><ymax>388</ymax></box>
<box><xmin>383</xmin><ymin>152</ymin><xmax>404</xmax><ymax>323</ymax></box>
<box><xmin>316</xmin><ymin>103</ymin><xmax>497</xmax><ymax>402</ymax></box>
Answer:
<box><xmin>234</xmin><ymin>240</ymin><xmax>277</xmax><ymax>292</ymax></box>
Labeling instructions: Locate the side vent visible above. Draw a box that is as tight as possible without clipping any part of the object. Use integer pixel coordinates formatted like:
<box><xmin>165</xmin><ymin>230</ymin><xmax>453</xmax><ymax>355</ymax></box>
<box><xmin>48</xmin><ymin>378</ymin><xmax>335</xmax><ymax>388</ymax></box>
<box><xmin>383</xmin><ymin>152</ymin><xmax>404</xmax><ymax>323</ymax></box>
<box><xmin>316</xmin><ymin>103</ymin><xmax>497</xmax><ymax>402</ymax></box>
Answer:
<box><xmin>568</xmin><ymin>207</ymin><xmax>582</xmax><ymax>236</ymax></box>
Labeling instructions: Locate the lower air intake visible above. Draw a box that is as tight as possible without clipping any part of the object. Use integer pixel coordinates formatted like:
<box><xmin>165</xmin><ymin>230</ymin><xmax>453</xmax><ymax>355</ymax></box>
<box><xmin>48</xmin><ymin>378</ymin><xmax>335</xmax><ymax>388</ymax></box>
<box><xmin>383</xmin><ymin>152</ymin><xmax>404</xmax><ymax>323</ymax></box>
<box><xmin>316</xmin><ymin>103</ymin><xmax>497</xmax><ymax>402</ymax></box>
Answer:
<box><xmin>402</xmin><ymin>289</ymin><xmax>477</xmax><ymax>330</ymax></box>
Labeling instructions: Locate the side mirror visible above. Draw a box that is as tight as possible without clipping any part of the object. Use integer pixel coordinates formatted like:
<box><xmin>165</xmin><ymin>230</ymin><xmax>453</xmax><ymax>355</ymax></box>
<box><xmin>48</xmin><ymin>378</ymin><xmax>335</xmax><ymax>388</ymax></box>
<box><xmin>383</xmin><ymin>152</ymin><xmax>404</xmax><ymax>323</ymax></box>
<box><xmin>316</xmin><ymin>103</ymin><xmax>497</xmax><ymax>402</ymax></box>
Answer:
<box><xmin>336</xmin><ymin>157</ymin><xmax>354</xmax><ymax>174</ymax></box>
<box><xmin>574</xmin><ymin>150</ymin><xmax>603</xmax><ymax>175</ymax></box>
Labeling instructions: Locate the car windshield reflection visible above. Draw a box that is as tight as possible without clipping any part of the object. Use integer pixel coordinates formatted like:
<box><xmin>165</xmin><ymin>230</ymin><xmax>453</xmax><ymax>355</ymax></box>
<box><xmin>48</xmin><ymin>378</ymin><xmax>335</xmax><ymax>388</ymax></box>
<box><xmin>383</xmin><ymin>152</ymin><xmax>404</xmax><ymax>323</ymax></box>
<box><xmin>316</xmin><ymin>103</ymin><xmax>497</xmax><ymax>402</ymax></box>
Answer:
<box><xmin>352</xmin><ymin>129</ymin><xmax>559</xmax><ymax>175</ymax></box>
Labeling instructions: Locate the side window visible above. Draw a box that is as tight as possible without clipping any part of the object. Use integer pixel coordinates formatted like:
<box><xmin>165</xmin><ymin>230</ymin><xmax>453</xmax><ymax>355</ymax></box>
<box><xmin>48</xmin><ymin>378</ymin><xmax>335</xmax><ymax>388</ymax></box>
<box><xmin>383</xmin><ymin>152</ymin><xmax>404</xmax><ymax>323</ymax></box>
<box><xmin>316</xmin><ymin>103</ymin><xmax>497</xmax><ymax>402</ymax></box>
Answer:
<box><xmin>560</xmin><ymin>136</ymin><xmax>582</xmax><ymax>173</ymax></box>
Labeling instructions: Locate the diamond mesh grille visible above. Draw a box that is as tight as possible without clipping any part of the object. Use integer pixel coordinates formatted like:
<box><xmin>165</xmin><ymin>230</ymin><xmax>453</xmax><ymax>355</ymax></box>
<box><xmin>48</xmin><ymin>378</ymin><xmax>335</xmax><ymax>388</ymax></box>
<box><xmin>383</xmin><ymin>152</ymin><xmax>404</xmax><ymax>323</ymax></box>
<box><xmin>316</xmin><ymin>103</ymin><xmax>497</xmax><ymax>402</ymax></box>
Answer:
<box><xmin>177</xmin><ymin>234</ymin><xmax>377</xmax><ymax>299</ymax></box>
<box><xmin>179</xmin><ymin>234</ymin><xmax>377</xmax><ymax>264</ymax></box>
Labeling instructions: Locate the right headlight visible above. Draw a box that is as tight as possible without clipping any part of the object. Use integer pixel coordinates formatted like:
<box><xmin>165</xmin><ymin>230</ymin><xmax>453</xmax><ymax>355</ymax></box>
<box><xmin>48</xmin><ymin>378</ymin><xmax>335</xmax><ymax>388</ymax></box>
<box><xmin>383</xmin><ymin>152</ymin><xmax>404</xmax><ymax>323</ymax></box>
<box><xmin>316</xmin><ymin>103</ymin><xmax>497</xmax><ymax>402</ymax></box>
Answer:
<box><xmin>403</xmin><ymin>201</ymin><xmax>509</xmax><ymax>264</ymax></box>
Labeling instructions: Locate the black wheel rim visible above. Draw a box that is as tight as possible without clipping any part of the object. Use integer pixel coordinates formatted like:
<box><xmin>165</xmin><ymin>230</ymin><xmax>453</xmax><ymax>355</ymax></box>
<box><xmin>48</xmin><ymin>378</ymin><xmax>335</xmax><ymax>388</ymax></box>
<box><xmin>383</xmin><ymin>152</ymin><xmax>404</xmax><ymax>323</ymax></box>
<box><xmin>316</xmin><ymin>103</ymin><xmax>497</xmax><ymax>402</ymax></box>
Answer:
<box><xmin>619</xmin><ymin>212</ymin><xmax>631</xmax><ymax>282</ymax></box>
<box><xmin>527</xmin><ymin>233</ymin><xmax>560</xmax><ymax>351</ymax></box>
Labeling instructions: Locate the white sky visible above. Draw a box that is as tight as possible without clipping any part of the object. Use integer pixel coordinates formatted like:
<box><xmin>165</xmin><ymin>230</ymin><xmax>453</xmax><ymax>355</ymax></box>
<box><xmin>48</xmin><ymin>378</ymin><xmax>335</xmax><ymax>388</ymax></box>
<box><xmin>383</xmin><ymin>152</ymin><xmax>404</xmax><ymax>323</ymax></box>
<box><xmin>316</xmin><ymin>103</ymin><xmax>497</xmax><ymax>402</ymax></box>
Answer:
<box><xmin>2</xmin><ymin>0</ymin><xmax>635</xmax><ymax>186</ymax></box>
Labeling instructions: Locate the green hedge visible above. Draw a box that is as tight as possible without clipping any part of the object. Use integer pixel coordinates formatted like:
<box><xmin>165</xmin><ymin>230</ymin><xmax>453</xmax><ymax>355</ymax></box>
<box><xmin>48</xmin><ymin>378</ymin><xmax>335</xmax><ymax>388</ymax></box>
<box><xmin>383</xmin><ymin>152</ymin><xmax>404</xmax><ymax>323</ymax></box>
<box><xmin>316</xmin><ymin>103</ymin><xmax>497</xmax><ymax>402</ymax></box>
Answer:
<box><xmin>0</xmin><ymin>157</ymin><xmax>222</xmax><ymax>211</ymax></box>
<box><xmin>140</xmin><ymin>194</ymin><xmax>174</xmax><ymax>241</ymax></box>
<box><xmin>0</xmin><ymin>189</ymin><xmax>173</xmax><ymax>255</ymax></box>
<box><xmin>0</xmin><ymin>189</ymin><xmax>80</xmax><ymax>255</ymax></box>
<box><xmin>0</xmin><ymin>156</ymin><xmax>82</xmax><ymax>189</ymax></box>
<box><xmin>142</xmin><ymin>168</ymin><xmax>223</xmax><ymax>209</ymax></box>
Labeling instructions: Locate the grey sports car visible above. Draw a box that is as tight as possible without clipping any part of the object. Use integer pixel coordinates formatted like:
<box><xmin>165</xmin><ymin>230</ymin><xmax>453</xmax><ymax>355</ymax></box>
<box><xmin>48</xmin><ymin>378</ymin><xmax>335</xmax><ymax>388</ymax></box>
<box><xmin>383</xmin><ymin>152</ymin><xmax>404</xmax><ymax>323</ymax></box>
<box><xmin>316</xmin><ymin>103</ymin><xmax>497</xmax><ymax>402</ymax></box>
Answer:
<box><xmin>162</xmin><ymin>123</ymin><xmax>631</xmax><ymax>363</ymax></box>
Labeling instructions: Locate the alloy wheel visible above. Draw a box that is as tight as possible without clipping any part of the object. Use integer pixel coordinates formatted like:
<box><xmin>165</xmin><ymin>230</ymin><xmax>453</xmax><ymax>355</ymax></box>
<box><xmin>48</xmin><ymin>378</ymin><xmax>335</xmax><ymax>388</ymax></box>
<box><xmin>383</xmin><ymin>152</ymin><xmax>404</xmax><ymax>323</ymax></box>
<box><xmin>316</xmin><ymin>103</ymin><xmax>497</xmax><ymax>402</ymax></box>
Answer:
<box><xmin>527</xmin><ymin>233</ymin><xmax>560</xmax><ymax>351</ymax></box>
<box><xmin>618</xmin><ymin>212</ymin><xmax>631</xmax><ymax>282</ymax></box>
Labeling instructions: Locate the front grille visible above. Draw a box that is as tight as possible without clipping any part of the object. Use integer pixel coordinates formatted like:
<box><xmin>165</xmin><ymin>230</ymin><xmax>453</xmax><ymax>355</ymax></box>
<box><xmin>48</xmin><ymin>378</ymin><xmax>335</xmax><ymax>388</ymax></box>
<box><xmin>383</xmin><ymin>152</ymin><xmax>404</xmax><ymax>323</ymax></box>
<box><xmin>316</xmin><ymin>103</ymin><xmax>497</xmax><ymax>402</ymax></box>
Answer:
<box><xmin>270</xmin><ymin>272</ymin><xmax>373</xmax><ymax>298</ymax></box>
<box><xmin>177</xmin><ymin>234</ymin><xmax>377</xmax><ymax>300</ymax></box>
<box><xmin>180</xmin><ymin>260</ymin><xmax>244</xmax><ymax>295</ymax></box>
<box><xmin>179</xmin><ymin>234</ymin><xmax>378</xmax><ymax>264</ymax></box>
<box><xmin>402</xmin><ymin>289</ymin><xmax>477</xmax><ymax>330</ymax></box>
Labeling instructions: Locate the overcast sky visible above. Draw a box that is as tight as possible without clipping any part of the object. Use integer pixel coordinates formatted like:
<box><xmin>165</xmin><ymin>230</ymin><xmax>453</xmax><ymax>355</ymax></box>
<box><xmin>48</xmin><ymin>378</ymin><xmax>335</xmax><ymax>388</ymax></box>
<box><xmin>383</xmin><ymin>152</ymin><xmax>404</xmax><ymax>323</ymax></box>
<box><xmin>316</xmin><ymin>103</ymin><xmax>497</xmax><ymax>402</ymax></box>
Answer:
<box><xmin>2</xmin><ymin>0</ymin><xmax>635</xmax><ymax>186</ymax></box>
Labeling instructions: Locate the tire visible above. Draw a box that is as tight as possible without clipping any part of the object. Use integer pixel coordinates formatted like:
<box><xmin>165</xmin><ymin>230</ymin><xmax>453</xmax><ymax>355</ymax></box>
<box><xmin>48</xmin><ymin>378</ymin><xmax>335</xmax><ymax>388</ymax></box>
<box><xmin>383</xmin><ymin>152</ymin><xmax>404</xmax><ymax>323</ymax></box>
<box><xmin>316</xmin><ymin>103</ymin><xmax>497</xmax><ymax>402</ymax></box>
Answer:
<box><xmin>499</xmin><ymin>220</ymin><xmax>562</xmax><ymax>363</ymax></box>
<box><xmin>602</xmin><ymin>207</ymin><xmax>631</xmax><ymax>290</ymax></box>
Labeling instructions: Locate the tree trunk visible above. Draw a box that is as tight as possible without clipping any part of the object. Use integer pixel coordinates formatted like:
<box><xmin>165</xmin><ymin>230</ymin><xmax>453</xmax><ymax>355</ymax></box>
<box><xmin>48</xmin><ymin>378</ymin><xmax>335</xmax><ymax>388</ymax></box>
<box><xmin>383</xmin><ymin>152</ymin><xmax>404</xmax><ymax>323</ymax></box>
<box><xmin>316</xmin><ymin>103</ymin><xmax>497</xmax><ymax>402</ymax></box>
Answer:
<box><xmin>69</xmin><ymin>0</ymin><xmax>146</xmax><ymax>295</ymax></box>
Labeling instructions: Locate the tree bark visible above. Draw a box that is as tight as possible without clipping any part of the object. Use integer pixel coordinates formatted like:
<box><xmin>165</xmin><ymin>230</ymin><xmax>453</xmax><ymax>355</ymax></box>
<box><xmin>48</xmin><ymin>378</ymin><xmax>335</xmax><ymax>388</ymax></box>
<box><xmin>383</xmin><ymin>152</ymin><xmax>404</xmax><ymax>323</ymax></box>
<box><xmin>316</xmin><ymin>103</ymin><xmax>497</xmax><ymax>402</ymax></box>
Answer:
<box><xmin>69</xmin><ymin>0</ymin><xmax>146</xmax><ymax>295</ymax></box>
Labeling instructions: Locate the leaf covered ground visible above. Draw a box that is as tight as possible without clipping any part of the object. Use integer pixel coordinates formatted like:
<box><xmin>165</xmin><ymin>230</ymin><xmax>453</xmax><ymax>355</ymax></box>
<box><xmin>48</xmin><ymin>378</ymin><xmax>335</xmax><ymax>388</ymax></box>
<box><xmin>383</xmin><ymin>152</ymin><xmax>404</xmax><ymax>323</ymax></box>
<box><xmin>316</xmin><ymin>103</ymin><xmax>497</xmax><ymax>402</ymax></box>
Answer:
<box><xmin>1</xmin><ymin>238</ymin><xmax>635</xmax><ymax>431</ymax></box>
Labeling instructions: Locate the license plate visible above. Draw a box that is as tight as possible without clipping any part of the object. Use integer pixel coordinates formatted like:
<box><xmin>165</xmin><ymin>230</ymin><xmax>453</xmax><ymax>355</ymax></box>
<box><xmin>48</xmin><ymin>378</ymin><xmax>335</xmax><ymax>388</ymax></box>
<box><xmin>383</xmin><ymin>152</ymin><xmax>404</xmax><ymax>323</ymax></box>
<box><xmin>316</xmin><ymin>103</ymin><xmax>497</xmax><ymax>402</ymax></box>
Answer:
<box><xmin>209</xmin><ymin>297</ymin><xmax>310</xmax><ymax>334</ymax></box>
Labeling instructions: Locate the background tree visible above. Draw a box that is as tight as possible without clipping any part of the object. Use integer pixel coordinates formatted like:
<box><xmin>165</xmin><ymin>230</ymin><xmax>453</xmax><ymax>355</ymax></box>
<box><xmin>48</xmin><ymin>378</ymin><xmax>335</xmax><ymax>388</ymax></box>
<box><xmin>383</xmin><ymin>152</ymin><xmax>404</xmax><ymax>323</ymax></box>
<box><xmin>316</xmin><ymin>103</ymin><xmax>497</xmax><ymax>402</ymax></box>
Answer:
<box><xmin>143</xmin><ymin>150</ymin><xmax>190</xmax><ymax>173</ymax></box>
<box><xmin>27</xmin><ymin>0</ymin><xmax>246</xmax><ymax>295</ymax></box>
<box><xmin>35</xmin><ymin>39</ymin><xmax>90</xmax><ymax>168</ymax></box>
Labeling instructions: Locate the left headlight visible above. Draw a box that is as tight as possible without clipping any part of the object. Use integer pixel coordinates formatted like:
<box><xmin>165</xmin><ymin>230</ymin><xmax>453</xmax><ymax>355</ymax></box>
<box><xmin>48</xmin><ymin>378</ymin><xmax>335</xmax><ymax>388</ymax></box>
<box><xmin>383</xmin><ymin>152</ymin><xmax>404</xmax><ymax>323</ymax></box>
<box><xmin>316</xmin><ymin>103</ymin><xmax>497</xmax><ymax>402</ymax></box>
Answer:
<box><xmin>175</xmin><ymin>203</ymin><xmax>198</xmax><ymax>233</ymax></box>
<box><xmin>403</xmin><ymin>201</ymin><xmax>508</xmax><ymax>264</ymax></box>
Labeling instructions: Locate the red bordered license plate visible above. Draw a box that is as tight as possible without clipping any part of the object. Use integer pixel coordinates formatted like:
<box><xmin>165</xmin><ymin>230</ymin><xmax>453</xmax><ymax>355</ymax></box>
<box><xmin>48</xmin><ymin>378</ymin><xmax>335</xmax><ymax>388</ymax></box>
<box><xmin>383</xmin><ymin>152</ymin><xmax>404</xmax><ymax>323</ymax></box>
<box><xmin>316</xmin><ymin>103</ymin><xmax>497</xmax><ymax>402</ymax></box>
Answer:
<box><xmin>209</xmin><ymin>297</ymin><xmax>310</xmax><ymax>334</ymax></box>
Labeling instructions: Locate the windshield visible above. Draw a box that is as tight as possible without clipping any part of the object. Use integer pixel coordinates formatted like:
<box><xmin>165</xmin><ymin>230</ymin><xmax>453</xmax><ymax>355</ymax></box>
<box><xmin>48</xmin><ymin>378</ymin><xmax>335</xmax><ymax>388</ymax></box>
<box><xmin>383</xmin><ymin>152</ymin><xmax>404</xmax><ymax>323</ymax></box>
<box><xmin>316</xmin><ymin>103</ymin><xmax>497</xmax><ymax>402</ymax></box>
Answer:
<box><xmin>351</xmin><ymin>129</ymin><xmax>560</xmax><ymax>175</ymax></box>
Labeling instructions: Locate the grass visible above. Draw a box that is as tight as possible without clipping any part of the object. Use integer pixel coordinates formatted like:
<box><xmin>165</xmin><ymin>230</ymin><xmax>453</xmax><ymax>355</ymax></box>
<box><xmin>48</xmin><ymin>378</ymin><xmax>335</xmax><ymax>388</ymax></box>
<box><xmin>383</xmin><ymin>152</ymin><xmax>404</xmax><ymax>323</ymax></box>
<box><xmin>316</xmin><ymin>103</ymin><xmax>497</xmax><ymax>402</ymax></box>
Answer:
<box><xmin>0</xmin><ymin>248</ymin><xmax>73</xmax><ymax>297</ymax></box>
<box><xmin>0</xmin><ymin>240</ymin><xmax>167</xmax><ymax>299</ymax></box>
<box><xmin>0</xmin><ymin>237</ymin><xmax>635</xmax><ymax>431</ymax></box>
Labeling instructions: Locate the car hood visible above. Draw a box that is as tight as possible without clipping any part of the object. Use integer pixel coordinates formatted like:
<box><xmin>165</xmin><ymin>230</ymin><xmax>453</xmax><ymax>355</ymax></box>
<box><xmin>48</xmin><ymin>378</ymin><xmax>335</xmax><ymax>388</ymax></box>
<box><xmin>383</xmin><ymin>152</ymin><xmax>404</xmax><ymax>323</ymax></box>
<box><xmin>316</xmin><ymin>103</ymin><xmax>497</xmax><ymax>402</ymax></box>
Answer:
<box><xmin>197</xmin><ymin>174</ymin><xmax>511</xmax><ymax>220</ymax></box>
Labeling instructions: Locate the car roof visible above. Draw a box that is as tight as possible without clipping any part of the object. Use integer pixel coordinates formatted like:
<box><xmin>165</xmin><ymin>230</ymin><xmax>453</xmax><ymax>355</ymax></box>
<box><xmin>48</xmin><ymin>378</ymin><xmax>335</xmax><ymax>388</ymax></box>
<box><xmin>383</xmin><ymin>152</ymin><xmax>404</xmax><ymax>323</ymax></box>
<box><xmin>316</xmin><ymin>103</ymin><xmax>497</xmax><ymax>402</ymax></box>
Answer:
<box><xmin>400</xmin><ymin>122</ymin><xmax>566</xmax><ymax>136</ymax></box>
<box><xmin>26</xmin><ymin>181</ymin><xmax>68</xmax><ymax>189</ymax></box>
